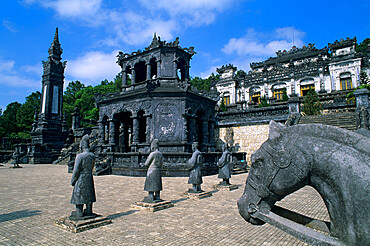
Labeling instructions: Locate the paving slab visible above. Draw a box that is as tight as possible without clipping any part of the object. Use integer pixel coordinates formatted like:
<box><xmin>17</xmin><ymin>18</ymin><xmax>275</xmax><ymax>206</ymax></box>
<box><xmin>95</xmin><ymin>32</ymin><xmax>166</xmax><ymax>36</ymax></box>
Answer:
<box><xmin>0</xmin><ymin>164</ymin><xmax>329</xmax><ymax>245</ymax></box>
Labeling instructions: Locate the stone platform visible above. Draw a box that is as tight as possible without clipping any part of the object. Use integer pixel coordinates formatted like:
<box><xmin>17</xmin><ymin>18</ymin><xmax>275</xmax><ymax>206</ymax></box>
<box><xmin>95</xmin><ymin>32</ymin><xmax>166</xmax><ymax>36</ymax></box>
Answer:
<box><xmin>181</xmin><ymin>191</ymin><xmax>213</xmax><ymax>199</ymax></box>
<box><xmin>214</xmin><ymin>183</ymin><xmax>239</xmax><ymax>191</ymax></box>
<box><xmin>54</xmin><ymin>215</ymin><xmax>112</xmax><ymax>233</ymax></box>
<box><xmin>0</xmin><ymin>164</ymin><xmax>330</xmax><ymax>245</ymax></box>
<box><xmin>131</xmin><ymin>200</ymin><xmax>174</xmax><ymax>212</ymax></box>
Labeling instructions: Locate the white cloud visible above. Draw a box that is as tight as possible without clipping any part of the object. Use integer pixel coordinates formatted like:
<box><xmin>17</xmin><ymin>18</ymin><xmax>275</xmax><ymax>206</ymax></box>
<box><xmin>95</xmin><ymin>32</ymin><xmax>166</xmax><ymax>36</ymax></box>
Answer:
<box><xmin>104</xmin><ymin>11</ymin><xmax>177</xmax><ymax>46</ymax></box>
<box><xmin>2</xmin><ymin>20</ymin><xmax>18</xmax><ymax>33</ymax></box>
<box><xmin>139</xmin><ymin>0</ymin><xmax>235</xmax><ymax>26</ymax></box>
<box><xmin>23</xmin><ymin>0</ymin><xmax>102</xmax><ymax>18</ymax></box>
<box><xmin>24</xmin><ymin>0</ymin><xmax>235</xmax><ymax>46</ymax></box>
<box><xmin>0</xmin><ymin>59</ymin><xmax>40</xmax><ymax>89</ymax></box>
<box><xmin>66</xmin><ymin>50</ymin><xmax>121</xmax><ymax>84</ymax></box>
<box><xmin>222</xmin><ymin>27</ymin><xmax>306</xmax><ymax>57</ymax></box>
<box><xmin>21</xmin><ymin>64</ymin><xmax>42</xmax><ymax>77</ymax></box>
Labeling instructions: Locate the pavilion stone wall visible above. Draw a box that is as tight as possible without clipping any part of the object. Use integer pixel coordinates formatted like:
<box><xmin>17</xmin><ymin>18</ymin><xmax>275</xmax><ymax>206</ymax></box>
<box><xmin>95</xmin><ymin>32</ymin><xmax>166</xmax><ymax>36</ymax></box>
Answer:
<box><xmin>216</xmin><ymin>123</ymin><xmax>269</xmax><ymax>165</ymax></box>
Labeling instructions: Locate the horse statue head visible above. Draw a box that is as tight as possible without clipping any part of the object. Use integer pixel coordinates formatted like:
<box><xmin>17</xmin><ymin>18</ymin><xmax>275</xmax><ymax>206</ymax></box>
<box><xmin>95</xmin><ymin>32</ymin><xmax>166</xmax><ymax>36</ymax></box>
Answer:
<box><xmin>238</xmin><ymin>121</ymin><xmax>370</xmax><ymax>245</ymax></box>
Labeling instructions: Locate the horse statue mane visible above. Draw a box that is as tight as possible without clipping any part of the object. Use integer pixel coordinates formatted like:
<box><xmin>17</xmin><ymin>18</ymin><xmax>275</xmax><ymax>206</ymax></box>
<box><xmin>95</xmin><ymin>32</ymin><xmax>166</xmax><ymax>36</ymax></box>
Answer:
<box><xmin>238</xmin><ymin>121</ymin><xmax>370</xmax><ymax>246</ymax></box>
<box><xmin>275</xmin><ymin>123</ymin><xmax>369</xmax><ymax>156</ymax></box>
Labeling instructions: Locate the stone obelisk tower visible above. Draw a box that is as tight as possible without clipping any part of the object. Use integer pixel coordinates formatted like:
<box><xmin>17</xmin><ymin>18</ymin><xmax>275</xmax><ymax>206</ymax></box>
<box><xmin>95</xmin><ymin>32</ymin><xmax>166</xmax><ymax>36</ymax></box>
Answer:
<box><xmin>29</xmin><ymin>28</ymin><xmax>68</xmax><ymax>164</ymax></box>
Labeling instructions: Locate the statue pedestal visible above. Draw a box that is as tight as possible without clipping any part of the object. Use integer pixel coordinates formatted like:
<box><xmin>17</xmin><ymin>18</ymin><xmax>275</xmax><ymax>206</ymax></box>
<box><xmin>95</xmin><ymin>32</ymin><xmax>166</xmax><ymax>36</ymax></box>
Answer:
<box><xmin>214</xmin><ymin>184</ymin><xmax>239</xmax><ymax>191</ymax></box>
<box><xmin>131</xmin><ymin>200</ymin><xmax>174</xmax><ymax>212</ymax></box>
<box><xmin>54</xmin><ymin>215</ymin><xmax>112</xmax><ymax>233</ymax></box>
<box><xmin>181</xmin><ymin>190</ymin><xmax>213</xmax><ymax>199</ymax></box>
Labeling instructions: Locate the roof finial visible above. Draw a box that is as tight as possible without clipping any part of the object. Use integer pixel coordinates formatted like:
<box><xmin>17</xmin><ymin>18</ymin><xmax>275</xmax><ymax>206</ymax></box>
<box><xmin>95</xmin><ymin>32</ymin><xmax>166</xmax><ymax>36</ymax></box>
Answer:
<box><xmin>53</xmin><ymin>27</ymin><xmax>59</xmax><ymax>44</ymax></box>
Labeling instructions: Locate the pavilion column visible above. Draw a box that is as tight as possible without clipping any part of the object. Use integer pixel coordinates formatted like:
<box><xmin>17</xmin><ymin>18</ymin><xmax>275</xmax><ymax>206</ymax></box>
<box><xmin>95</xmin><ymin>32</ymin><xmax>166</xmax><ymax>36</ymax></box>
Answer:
<box><xmin>98</xmin><ymin>121</ymin><xmax>104</xmax><ymax>144</ymax></box>
<box><xmin>145</xmin><ymin>114</ymin><xmax>152</xmax><ymax>143</ymax></box>
<box><xmin>131</xmin><ymin>68</ymin><xmax>136</xmax><ymax>84</ymax></box>
<box><xmin>173</xmin><ymin>60</ymin><xmax>178</xmax><ymax>78</ymax></box>
<box><xmin>187</xmin><ymin>115</ymin><xmax>195</xmax><ymax>143</ymax></box>
<box><xmin>156</xmin><ymin>60</ymin><xmax>161</xmax><ymax>77</ymax></box>
<box><xmin>146</xmin><ymin>63</ymin><xmax>151</xmax><ymax>81</ymax></box>
<box><xmin>208</xmin><ymin>120</ymin><xmax>215</xmax><ymax>145</ymax></box>
<box><xmin>182</xmin><ymin>114</ymin><xmax>188</xmax><ymax>143</ymax></box>
<box><xmin>132</xmin><ymin>116</ymin><xmax>139</xmax><ymax>144</ymax></box>
<box><xmin>202</xmin><ymin>120</ymin><xmax>209</xmax><ymax>145</ymax></box>
<box><xmin>108</xmin><ymin>120</ymin><xmax>116</xmax><ymax>145</ymax></box>
<box><xmin>122</xmin><ymin>71</ymin><xmax>127</xmax><ymax>88</ymax></box>
<box><xmin>184</xmin><ymin>65</ymin><xmax>190</xmax><ymax>80</ymax></box>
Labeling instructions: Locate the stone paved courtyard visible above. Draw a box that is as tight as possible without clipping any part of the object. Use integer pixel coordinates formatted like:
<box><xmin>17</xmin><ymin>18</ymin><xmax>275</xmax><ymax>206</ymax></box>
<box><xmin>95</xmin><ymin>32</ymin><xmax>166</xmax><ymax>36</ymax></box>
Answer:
<box><xmin>0</xmin><ymin>164</ymin><xmax>329</xmax><ymax>245</ymax></box>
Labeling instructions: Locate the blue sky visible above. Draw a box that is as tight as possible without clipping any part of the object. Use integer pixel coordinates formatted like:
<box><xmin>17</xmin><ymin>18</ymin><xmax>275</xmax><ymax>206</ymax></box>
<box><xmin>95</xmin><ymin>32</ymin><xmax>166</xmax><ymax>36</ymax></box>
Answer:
<box><xmin>0</xmin><ymin>0</ymin><xmax>369</xmax><ymax>111</ymax></box>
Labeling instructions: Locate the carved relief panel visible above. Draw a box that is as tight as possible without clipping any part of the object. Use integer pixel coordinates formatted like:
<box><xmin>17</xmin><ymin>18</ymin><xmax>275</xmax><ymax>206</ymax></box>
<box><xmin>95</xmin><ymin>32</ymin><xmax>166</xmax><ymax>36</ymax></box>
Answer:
<box><xmin>154</xmin><ymin>101</ymin><xmax>184</xmax><ymax>141</ymax></box>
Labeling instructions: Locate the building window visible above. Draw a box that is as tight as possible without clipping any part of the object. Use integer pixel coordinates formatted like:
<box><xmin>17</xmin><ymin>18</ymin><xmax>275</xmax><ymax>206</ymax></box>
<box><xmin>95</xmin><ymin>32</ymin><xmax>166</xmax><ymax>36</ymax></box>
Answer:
<box><xmin>250</xmin><ymin>92</ymin><xmax>261</xmax><ymax>104</ymax></box>
<box><xmin>340</xmin><ymin>77</ymin><xmax>352</xmax><ymax>90</ymax></box>
<box><xmin>300</xmin><ymin>84</ymin><xmax>315</xmax><ymax>97</ymax></box>
<box><xmin>223</xmin><ymin>96</ymin><xmax>230</xmax><ymax>106</ymax></box>
<box><xmin>273</xmin><ymin>88</ymin><xmax>284</xmax><ymax>100</ymax></box>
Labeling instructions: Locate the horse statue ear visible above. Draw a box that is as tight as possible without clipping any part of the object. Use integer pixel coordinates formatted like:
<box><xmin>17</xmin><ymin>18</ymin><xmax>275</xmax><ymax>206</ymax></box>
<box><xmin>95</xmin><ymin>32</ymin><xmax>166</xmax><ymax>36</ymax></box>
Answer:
<box><xmin>269</xmin><ymin>121</ymin><xmax>287</xmax><ymax>141</ymax></box>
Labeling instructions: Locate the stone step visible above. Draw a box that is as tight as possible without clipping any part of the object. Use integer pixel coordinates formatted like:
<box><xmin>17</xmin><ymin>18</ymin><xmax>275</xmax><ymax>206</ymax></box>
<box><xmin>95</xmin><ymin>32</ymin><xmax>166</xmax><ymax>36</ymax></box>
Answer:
<box><xmin>298</xmin><ymin>113</ymin><xmax>357</xmax><ymax>131</ymax></box>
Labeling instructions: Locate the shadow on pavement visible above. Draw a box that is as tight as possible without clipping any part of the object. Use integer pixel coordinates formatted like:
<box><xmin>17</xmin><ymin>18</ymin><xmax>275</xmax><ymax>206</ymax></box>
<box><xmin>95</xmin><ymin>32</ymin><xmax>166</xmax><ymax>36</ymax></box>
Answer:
<box><xmin>0</xmin><ymin>209</ymin><xmax>42</xmax><ymax>223</ymax></box>
<box><xmin>107</xmin><ymin>210</ymin><xmax>137</xmax><ymax>220</ymax></box>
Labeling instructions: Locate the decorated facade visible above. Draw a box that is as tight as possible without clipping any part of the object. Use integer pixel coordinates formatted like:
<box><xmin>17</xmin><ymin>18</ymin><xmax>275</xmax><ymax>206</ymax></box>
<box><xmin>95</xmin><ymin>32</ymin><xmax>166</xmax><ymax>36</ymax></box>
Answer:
<box><xmin>216</xmin><ymin>37</ymin><xmax>370</xmax><ymax>106</ymax></box>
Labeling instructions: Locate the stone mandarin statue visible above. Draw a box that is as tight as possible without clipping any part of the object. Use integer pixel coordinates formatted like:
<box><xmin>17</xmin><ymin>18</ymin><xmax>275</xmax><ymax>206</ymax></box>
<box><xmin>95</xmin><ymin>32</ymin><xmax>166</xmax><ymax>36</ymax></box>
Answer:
<box><xmin>188</xmin><ymin>142</ymin><xmax>203</xmax><ymax>192</ymax></box>
<box><xmin>217</xmin><ymin>143</ymin><xmax>232</xmax><ymax>185</ymax></box>
<box><xmin>143</xmin><ymin>139</ymin><xmax>163</xmax><ymax>202</ymax></box>
<box><xmin>70</xmin><ymin>135</ymin><xmax>96</xmax><ymax>219</ymax></box>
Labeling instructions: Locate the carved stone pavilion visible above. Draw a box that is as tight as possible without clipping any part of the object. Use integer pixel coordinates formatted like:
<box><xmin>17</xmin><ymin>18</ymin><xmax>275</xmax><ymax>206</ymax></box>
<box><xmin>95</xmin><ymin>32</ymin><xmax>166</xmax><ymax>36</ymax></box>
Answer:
<box><xmin>28</xmin><ymin>28</ymin><xmax>68</xmax><ymax>164</ymax></box>
<box><xmin>95</xmin><ymin>35</ymin><xmax>219</xmax><ymax>176</ymax></box>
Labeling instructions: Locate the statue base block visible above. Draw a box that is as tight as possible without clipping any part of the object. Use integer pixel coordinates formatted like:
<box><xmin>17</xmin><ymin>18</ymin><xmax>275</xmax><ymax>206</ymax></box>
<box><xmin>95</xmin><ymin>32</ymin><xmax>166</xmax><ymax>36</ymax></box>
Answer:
<box><xmin>214</xmin><ymin>184</ymin><xmax>239</xmax><ymax>191</ymax></box>
<box><xmin>131</xmin><ymin>200</ymin><xmax>174</xmax><ymax>212</ymax></box>
<box><xmin>182</xmin><ymin>191</ymin><xmax>213</xmax><ymax>199</ymax></box>
<box><xmin>54</xmin><ymin>215</ymin><xmax>112</xmax><ymax>233</ymax></box>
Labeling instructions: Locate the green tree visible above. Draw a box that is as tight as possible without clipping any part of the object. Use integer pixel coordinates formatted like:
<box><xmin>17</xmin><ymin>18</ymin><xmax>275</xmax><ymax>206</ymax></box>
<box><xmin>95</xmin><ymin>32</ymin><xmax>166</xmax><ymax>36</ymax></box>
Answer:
<box><xmin>0</xmin><ymin>102</ymin><xmax>22</xmax><ymax>137</ymax></box>
<box><xmin>16</xmin><ymin>91</ymin><xmax>41</xmax><ymax>138</ymax></box>
<box><xmin>282</xmin><ymin>88</ymin><xmax>289</xmax><ymax>101</ymax></box>
<box><xmin>303</xmin><ymin>89</ymin><xmax>322</xmax><ymax>115</ymax></box>
<box><xmin>258</xmin><ymin>96</ymin><xmax>270</xmax><ymax>108</ymax></box>
<box><xmin>63</xmin><ymin>80</ymin><xmax>86</xmax><ymax>127</ymax></box>
<box><xmin>219</xmin><ymin>97</ymin><xmax>227</xmax><ymax>112</ymax></box>
<box><xmin>355</xmin><ymin>38</ymin><xmax>370</xmax><ymax>54</ymax></box>
<box><xmin>114</xmin><ymin>73</ymin><xmax>122</xmax><ymax>90</ymax></box>
<box><xmin>190</xmin><ymin>73</ymin><xmax>220</xmax><ymax>92</ymax></box>
<box><xmin>236</xmin><ymin>70</ymin><xmax>246</xmax><ymax>77</ymax></box>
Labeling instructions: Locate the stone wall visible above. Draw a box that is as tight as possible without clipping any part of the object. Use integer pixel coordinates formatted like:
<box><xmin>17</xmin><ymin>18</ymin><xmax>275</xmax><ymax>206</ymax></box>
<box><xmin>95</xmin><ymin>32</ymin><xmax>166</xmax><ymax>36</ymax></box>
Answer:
<box><xmin>216</xmin><ymin>123</ymin><xmax>269</xmax><ymax>165</ymax></box>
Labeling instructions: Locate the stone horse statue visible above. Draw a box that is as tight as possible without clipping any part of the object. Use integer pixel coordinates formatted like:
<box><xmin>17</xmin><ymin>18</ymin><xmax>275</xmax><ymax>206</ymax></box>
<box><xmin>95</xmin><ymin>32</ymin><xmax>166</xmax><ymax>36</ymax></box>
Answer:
<box><xmin>238</xmin><ymin>121</ymin><xmax>370</xmax><ymax>246</ymax></box>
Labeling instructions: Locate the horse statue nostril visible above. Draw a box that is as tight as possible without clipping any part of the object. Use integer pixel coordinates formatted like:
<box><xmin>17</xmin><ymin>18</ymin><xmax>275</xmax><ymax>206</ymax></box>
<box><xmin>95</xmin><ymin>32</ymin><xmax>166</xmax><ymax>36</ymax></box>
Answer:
<box><xmin>248</xmin><ymin>203</ymin><xmax>258</xmax><ymax>216</ymax></box>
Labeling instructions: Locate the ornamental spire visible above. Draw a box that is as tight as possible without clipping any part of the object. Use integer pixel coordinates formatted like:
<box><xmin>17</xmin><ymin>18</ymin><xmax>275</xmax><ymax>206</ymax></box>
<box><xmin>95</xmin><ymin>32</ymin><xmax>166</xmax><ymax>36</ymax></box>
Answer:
<box><xmin>53</xmin><ymin>27</ymin><xmax>59</xmax><ymax>44</ymax></box>
<box><xmin>48</xmin><ymin>27</ymin><xmax>63</xmax><ymax>61</ymax></box>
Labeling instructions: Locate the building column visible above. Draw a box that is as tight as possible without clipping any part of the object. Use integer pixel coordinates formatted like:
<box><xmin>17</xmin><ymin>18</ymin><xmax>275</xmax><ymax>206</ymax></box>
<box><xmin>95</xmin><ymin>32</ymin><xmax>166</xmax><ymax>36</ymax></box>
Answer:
<box><xmin>146</xmin><ymin>63</ymin><xmax>151</xmax><ymax>81</ymax></box>
<box><xmin>184</xmin><ymin>65</ymin><xmax>190</xmax><ymax>80</ymax></box>
<box><xmin>122</xmin><ymin>71</ymin><xmax>127</xmax><ymax>88</ymax></box>
<box><xmin>355</xmin><ymin>89</ymin><xmax>370</xmax><ymax>129</ymax></box>
<box><xmin>131</xmin><ymin>116</ymin><xmax>139</xmax><ymax>144</ymax></box>
<box><xmin>98</xmin><ymin>121</ymin><xmax>104</xmax><ymax>144</ymax></box>
<box><xmin>173</xmin><ymin>60</ymin><xmax>178</xmax><ymax>78</ymax></box>
<box><xmin>182</xmin><ymin>114</ymin><xmax>188</xmax><ymax>143</ymax></box>
<box><xmin>131</xmin><ymin>68</ymin><xmax>136</xmax><ymax>85</ymax></box>
<box><xmin>202</xmin><ymin>121</ymin><xmax>209</xmax><ymax>145</ymax></box>
<box><xmin>188</xmin><ymin>115</ymin><xmax>196</xmax><ymax>143</ymax></box>
<box><xmin>108</xmin><ymin>120</ymin><xmax>116</xmax><ymax>145</ymax></box>
<box><xmin>145</xmin><ymin>114</ymin><xmax>151</xmax><ymax>143</ymax></box>
<box><xmin>208</xmin><ymin>120</ymin><xmax>215</xmax><ymax>145</ymax></box>
<box><xmin>156</xmin><ymin>60</ymin><xmax>161</xmax><ymax>77</ymax></box>
<box><xmin>71</xmin><ymin>107</ymin><xmax>80</xmax><ymax>131</ymax></box>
